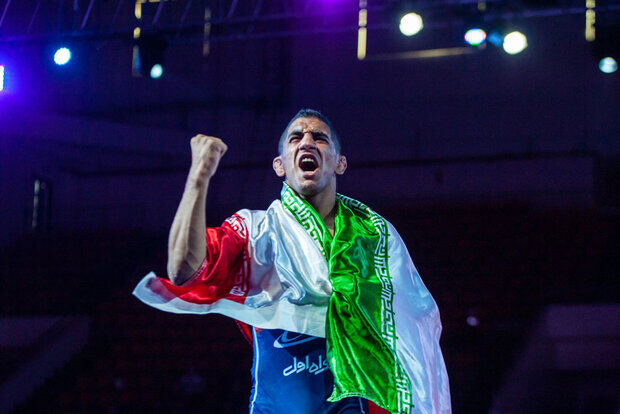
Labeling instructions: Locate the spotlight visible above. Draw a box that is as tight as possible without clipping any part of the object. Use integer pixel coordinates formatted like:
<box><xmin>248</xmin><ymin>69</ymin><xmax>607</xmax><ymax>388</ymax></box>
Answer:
<box><xmin>502</xmin><ymin>31</ymin><xmax>527</xmax><ymax>55</ymax></box>
<box><xmin>464</xmin><ymin>28</ymin><xmax>487</xmax><ymax>46</ymax></box>
<box><xmin>599</xmin><ymin>57</ymin><xmax>618</xmax><ymax>74</ymax></box>
<box><xmin>0</xmin><ymin>65</ymin><xmax>4</xmax><ymax>92</ymax></box>
<box><xmin>399</xmin><ymin>12</ymin><xmax>423</xmax><ymax>37</ymax></box>
<box><xmin>134</xmin><ymin>35</ymin><xmax>167</xmax><ymax>78</ymax></box>
<box><xmin>53</xmin><ymin>47</ymin><xmax>72</xmax><ymax>65</ymax></box>
<box><xmin>150</xmin><ymin>64</ymin><xmax>163</xmax><ymax>79</ymax></box>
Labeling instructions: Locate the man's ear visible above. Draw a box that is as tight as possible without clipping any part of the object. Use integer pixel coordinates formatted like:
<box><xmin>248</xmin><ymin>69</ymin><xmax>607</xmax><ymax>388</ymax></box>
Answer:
<box><xmin>336</xmin><ymin>155</ymin><xmax>347</xmax><ymax>175</ymax></box>
<box><xmin>273</xmin><ymin>156</ymin><xmax>286</xmax><ymax>177</ymax></box>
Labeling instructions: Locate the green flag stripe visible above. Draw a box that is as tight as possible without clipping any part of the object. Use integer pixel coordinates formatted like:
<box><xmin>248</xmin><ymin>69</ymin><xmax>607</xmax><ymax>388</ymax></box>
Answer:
<box><xmin>338</xmin><ymin>195</ymin><xmax>413</xmax><ymax>413</ymax></box>
<box><xmin>281</xmin><ymin>184</ymin><xmax>413</xmax><ymax>413</ymax></box>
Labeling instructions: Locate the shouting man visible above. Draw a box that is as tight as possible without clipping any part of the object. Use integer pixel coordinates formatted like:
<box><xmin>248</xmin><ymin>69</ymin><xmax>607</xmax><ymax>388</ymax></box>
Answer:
<box><xmin>134</xmin><ymin>109</ymin><xmax>451</xmax><ymax>413</ymax></box>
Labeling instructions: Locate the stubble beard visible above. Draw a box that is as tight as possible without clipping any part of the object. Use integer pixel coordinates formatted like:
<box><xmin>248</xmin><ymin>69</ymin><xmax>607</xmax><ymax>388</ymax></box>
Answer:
<box><xmin>289</xmin><ymin>179</ymin><xmax>320</xmax><ymax>198</ymax></box>
<box><xmin>295</xmin><ymin>174</ymin><xmax>336</xmax><ymax>200</ymax></box>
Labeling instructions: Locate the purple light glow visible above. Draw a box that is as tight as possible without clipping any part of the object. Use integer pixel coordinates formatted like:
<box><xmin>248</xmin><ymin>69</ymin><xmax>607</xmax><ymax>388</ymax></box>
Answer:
<box><xmin>466</xmin><ymin>315</ymin><xmax>479</xmax><ymax>327</ymax></box>
<box><xmin>314</xmin><ymin>0</ymin><xmax>347</xmax><ymax>11</ymax></box>
<box><xmin>0</xmin><ymin>65</ymin><xmax>4</xmax><ymax>92</ymax></box>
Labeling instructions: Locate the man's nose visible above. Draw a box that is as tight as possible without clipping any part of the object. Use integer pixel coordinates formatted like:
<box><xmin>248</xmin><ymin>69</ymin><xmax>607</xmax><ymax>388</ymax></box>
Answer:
<box><xmin>299</xmin><ymin>132</ymin><xmax>317</xmax><ymax>149</ymax></box>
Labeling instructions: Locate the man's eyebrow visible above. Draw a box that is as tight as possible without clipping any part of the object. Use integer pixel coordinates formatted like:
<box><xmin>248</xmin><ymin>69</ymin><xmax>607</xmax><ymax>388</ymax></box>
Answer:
<box><xmin>312</xmin><ymin>131</ymin><xmax>329</xmax><ymax>139</ymax></box>
<box><xmin>287</xmin><ymin>129</ymin><xmax>330</xmax><ymax>139</ymax></box>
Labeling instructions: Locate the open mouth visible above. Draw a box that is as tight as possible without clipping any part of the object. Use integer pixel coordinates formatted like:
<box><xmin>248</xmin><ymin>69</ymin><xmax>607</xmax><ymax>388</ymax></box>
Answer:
<box><xmin>298</xmin><ymin>154</ymin><xmax>319</xmax><ymax>172</ymax></box>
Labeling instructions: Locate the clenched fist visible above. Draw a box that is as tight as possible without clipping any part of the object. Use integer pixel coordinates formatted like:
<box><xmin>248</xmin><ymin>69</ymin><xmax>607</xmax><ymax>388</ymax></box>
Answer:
<box><xmin>188</xmin><ymin>134</ymin><xmax>228</xmax><ymax>184</ymax></box>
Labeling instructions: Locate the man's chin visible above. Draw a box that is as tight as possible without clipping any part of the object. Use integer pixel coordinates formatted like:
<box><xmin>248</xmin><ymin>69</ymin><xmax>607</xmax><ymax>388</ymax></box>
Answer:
<box><xmin>288</xmin><ymin>180</ymin><xmax>320</xmax><ymax>197</ymax></box>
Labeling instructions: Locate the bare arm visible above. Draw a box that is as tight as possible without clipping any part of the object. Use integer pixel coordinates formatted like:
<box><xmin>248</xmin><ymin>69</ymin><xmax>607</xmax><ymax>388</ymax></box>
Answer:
<box><xmin>167</xmin><ymin>135</ymin><xmax>227</xmax><ymax>285</ymax></box>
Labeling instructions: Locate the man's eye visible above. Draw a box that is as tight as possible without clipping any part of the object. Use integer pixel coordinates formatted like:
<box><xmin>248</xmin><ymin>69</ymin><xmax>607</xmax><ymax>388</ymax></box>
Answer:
<box><xmin>290</xmin><ymin>136</ymin><xmax>300</xmax><ymax>141</ymax></box>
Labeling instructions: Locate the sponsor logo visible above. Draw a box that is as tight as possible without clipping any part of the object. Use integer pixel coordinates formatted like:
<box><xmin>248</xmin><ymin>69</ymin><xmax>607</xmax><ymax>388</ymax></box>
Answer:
<box><xmin>273</xmin><ymin>331</ymin><xmax>318</xmax><ymax>349</ymax></box>
<box><xmin>283</xmin><ymin>353</ymin><xmax>329</xmax><ymax>377</ymax></box>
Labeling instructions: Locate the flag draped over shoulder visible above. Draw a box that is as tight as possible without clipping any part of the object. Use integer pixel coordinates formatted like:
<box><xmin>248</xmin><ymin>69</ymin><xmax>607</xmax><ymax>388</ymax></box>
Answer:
<box><xmin>133</xmin><ymin>184</ymin><xmax>451</xmax><ymax>413</ymax></box>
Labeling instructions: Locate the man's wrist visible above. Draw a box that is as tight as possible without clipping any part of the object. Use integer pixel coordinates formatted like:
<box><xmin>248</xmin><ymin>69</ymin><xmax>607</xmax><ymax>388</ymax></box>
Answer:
<box><xmin>186</xmin><ymin>170</ymin><xmax>211</xmax><ymax>190</ymax></box>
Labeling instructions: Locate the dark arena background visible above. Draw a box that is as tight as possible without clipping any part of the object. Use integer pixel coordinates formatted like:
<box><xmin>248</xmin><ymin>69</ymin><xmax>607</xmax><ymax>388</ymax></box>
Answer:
<box><xmin>0</xmin><ymin>0</ymin><xmax>619</xmax><ymax>413</ymax></box>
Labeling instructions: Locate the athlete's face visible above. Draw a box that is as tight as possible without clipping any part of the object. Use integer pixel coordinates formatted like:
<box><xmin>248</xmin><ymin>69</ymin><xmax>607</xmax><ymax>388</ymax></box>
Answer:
<box><xmin>273</xmin><ymin>117</ymin><xmax>347</xmax><ymax>197</ymax></box>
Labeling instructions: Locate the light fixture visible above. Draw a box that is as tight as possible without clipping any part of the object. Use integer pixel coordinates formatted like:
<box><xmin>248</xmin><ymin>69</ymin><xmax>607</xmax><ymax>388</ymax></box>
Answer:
<box><xmin>464</xmin><ymin>28</ymin><xmax>487</xmax><ymax>46</ymax></box>
<box><xmin>53</xmin><ymin>47</ymin><xmax>72</xmax><ymax>65</ymax></box>
<box><xmin>150</xmin><ymin>63</ymin><xmax>164</xmax><ymax>79</ymax></box>
<box><xmin>599</xmin><ymin>57</ymin><xmax>618</xmax><ymax>74</ymax></box>
<box><xmin>399</xmin><ymin>12</ymin><xmax>423</xmax><ymax>37</ymax></box>
<box><xmin>502</xmin><ymin>31</ymin><xmax>527</xmax><ymax>55</ymax></box>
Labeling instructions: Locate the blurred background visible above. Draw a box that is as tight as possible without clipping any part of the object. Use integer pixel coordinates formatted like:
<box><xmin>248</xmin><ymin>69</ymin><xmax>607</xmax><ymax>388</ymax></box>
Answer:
<box><xmin>0</xmin><ymin>0</ymin><xmax>618</xmax><ymax>413</ymax></box>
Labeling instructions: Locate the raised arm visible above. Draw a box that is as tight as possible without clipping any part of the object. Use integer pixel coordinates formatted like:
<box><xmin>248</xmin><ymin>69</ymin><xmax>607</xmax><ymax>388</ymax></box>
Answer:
<box><xmin>167</xmin><ymin>135</ymin><xmax>228</xmax><ymax>285</ymax></box>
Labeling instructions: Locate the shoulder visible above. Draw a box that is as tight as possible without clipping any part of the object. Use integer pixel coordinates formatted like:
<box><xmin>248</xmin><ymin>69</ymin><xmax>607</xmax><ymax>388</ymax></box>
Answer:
<box><xmin>224</xmin><ymin>200</ymin><xmax>282</xmax><ymax>238</ymax></box>
<box><xmin>338</xmin><ymin>194</ymin><xmax>399</xmax><ymax>233</ymax></box>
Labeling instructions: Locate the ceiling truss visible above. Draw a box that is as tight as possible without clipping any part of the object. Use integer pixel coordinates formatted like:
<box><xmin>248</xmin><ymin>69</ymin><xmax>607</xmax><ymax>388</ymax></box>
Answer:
<box><xmin>0</xmin><ymin>0</ymin><xmax>618</xmax><ymax>45</ymax></box>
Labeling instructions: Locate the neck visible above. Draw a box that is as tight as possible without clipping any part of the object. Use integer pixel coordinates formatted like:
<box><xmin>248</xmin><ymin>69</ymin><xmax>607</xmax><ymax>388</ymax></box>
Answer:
<box><xmin>305</xmin><ymin>188</ymin><xmax>336</xmax><ymax>221</ymax></box>
<box><xmin>290</xmin><ymin>178</ymin><xmax>337</xmax><ymax>221</ymax></box>
<box><xmin>287</xmin><ymin>180</ymin><xmax>337</xmax><ymax>236</ymax></box>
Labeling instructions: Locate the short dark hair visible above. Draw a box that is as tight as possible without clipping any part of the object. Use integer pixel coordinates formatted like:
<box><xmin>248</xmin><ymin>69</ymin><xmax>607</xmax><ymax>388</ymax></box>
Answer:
<box><xmin>278</xmin><ymin>109</ymin><xmax>341</xmax><ymax>154</ymax></box>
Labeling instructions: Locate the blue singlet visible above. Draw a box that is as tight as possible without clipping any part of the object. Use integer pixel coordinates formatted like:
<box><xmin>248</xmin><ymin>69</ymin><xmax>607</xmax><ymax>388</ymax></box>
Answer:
<box><xmin>249</xmin><ymin>328</ymin><xmax>370</xmax><ymax>414</ymax></box>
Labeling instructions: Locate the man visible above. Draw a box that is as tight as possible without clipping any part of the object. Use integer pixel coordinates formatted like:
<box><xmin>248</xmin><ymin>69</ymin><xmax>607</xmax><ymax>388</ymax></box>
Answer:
<box><xmin>134</xmin><ymin>109</ymin><xmax>451</xmax><ymax>413</ymax></box>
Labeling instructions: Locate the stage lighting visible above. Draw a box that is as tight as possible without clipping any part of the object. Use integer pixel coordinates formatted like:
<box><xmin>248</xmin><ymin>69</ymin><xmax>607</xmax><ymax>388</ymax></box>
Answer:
<box><xmin>464</xmin><ymin>28</ymin><xmax>487</xmax><ymax>46</ymax></box>
<box><xmin>502</xmin><ymin>31</ymin><xmax>527</xmax><ymax>55</ymax></box>
<box><xmin>399</xmin><ymin>12</ymin><xmax>423</xmax><ymax>37</ymax></box>
<box><xmin>150</xmin><ymin>64</ymin><xmax>163</xmax><ymax>79</ymax></box>
<box><xmin>134</xmin><ymin>35</ymin><xmax>167</xmax><ymax>78</ymax></box>
<box><xmin>53</xmin><ymin>47</ymin><xmax>71</xmax><ymax>65</ymax></box>
<box><xmin>599</xmin><ymin>57</ymin><xmax>618</xmax><ymax>74</ymax></box>
<box><xmin>0</xmin><ymin>65</ymin><xmax>4</xmax><ymax>92</ymax></box>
